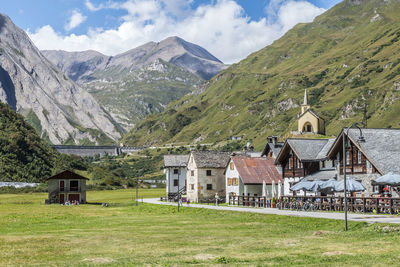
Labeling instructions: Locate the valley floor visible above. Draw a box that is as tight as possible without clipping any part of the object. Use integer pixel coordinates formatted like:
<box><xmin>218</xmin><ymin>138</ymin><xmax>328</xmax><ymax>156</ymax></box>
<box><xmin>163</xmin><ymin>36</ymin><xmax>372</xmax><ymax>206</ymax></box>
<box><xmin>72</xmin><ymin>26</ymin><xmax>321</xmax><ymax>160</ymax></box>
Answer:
<box><xmin>0</xmin><ymin>189</ymin><xmax>399</xmax><ymax>266</ymax></box>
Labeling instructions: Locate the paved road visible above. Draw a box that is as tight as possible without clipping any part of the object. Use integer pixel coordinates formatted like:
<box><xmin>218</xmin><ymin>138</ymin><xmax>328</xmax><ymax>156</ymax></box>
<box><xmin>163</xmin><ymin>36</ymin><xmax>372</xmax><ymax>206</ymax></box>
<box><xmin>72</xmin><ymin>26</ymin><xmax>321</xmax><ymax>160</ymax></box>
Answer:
<box><xmin>143</xmin><ymin>198</ymin><xmax>400</xmax><ymax>224</ymax></box>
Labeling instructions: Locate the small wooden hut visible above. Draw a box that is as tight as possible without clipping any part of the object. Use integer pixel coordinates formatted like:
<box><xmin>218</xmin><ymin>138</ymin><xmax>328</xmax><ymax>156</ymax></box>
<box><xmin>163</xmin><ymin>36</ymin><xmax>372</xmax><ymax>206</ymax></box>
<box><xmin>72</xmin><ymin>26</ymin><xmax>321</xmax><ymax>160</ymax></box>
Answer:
<box><xmin>46</xmin><ymin>170</ymin><xmax>89</xmax><ymax>204</ymax></box>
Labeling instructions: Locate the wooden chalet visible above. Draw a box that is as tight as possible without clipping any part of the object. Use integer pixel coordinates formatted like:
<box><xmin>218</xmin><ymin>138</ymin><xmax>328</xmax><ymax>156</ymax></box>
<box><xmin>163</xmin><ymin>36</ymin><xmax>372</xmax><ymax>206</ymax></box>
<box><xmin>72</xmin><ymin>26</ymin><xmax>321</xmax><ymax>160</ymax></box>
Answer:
<box><xmin>327</xmin><ymin>128</ymin><xmax>400</xmax><ymax>195</ymax></box>
<box><xmin>275</xmin><ymin>138</ymin><xmax>335</xmax><ymax>195</ymax></box>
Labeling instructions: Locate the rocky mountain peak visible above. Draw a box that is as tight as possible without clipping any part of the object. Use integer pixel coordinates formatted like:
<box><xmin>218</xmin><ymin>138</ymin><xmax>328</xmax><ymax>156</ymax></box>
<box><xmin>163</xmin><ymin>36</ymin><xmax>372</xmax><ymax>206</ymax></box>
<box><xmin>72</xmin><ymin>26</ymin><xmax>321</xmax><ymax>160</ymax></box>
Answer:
<box><xmin>0</xmin><ymin>13</ymin><xmax>122</xmax><ymax>144</ymax></box>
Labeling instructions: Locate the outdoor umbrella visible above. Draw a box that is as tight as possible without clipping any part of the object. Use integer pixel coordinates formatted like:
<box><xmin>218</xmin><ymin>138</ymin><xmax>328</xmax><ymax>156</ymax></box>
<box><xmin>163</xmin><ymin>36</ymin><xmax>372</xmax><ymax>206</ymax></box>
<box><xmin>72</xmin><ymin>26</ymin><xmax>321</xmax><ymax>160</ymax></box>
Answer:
<box><xmin>272</xmin><ymin>180</ymin><xmax>276</xmax><ymax>198</ymax></box>
<box><xmin>309</xmin><ymin>180</ymin><xmax>326</xmax><ymax>193</ymax></box>
<box><xmin>334</xmin><ymin>178</ymin><xmax>366</xmax><ymax>192</ymax></box>
<box><xmin>319</xmin><ymin>178</ymin><xmax>337</xmax><ymax>190</ymax></box>
<box><xmin>290</xmin><ymin>179</ymin><xmax>315</xmax><ymax>192</ymax></box>
<box><xmin>262</xmin><ymin>181</ymin><xmax>267</xmax><ymax>197</ymax></box>
<box><xmin>374</xmin><ymin>172</ymin><xmax>400</xmax><ymax>186</ymax></box>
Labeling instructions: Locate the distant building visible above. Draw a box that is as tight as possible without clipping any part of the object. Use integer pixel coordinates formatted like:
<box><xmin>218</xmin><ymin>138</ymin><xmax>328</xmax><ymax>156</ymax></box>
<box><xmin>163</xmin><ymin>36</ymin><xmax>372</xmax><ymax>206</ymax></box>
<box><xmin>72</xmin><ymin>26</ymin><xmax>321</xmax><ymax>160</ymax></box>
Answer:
<box><xmin>163</xmin><ymin>154</ymin><xmax>189</xmax><ymax>200</ymax></box>
<box><xmin>46</xmin><ymin>170</ymin><xmax>89</xmax><ymax>204</ymax></box>
<box><xmin>225</xmin><ymin>156</ymin><xmax>282</xmax><ymax>202</ymax></box>
<box><xmin>187</xmin><ymin>151</ymin><xmax>230</xmax><ymax>202</ymax></box>
<box><xmin>297</xmin><ymin>89</ymin><xmax>325</xmax><ymax>135</ymax></box>
<box><xmin>261</xmin><ymin>136</ymin><xmax>284</xmax><ymax>158</ymax></box>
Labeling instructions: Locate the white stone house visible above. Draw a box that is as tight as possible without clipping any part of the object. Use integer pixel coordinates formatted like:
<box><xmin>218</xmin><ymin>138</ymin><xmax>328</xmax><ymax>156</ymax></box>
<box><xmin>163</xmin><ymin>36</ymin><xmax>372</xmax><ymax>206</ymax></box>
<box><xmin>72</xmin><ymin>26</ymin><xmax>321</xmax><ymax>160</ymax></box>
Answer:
<box><xmin>163</xmin><ymin>154</ymin><xmax>189</xmax><ymax>200</ymax></box>
<box><xmin>186</xmin><ymin>151</ymin><xmax>230</xmax><ymax>202</ymax></box>
<box><xmin>225</xmin><ymin>156</ymin><xmax>283</xmax><ymax>202</ymax></box>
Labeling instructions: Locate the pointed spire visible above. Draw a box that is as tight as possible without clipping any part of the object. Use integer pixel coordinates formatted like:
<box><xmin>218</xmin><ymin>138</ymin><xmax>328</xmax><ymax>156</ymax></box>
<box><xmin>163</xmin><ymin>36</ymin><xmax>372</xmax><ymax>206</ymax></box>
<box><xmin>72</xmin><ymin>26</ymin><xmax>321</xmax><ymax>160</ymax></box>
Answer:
<box><xmin>303</xmin><ymin>89</ymin><xmax>308</xmax><ymax>106</ymax></box>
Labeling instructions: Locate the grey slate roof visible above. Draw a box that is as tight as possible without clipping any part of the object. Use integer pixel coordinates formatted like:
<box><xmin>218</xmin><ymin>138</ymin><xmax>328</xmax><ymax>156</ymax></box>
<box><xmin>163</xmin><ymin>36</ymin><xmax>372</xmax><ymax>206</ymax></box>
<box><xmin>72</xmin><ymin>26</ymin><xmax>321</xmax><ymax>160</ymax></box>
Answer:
<box><xmin>303</xmin><ymin>168</ymin><xmax>337</xmax><ymax>181</ymax></box>
<box><xmin>287</xmin><ymin>138</ymin><xmax>335</xmax><ymax>161</ymax></box>
<box><xmin>191</xmin><ymin>151</ymin><xmax>231</xmax><ymax>168</ymax></box>
<box><xmin>261</xmin><ymin>142</ymin><xmax>284</xmax><ymax>158</ymax></box>
<box><xmin>163</xmin><ymin>155</ymin><xmax>189</xmax><ymax>167</ymax></box>
<box><xmin>346</xmin><ymin>128</ymin><xmax>400</xmax><ymax>175</ymax></box>
<box><xmin>316</xmin><ymin>139</ymin><xmax>336</xmax><ymax>160</ymax></box>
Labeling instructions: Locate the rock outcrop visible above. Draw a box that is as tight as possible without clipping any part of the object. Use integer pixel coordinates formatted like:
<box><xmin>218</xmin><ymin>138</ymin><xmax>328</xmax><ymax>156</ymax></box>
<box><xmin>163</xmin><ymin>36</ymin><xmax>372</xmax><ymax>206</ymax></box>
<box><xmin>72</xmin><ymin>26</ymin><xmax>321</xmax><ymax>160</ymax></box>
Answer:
<box><xmin>0</xmin><ymin>13</ymin><xmax>122</xmax><ymax>144</ymax></box>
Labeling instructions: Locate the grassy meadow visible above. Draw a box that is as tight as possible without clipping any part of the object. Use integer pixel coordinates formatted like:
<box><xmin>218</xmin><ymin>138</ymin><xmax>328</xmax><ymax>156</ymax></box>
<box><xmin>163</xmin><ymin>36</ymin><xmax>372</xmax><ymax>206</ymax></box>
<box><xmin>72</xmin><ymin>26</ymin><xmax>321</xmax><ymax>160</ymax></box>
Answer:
<box><xmin>1</xmin><ymin>189</ymin><xmax>400</xmax><ymax>266</ymax></box>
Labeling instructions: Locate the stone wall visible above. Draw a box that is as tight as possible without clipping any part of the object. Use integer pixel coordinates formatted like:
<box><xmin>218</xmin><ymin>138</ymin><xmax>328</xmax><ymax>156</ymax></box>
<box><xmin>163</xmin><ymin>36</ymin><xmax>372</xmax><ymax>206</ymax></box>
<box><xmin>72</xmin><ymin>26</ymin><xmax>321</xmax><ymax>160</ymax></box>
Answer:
<box><xmin>54</xmin><ymin>145</ymin><xmax>120</xmax><ymax>157</ymax></box>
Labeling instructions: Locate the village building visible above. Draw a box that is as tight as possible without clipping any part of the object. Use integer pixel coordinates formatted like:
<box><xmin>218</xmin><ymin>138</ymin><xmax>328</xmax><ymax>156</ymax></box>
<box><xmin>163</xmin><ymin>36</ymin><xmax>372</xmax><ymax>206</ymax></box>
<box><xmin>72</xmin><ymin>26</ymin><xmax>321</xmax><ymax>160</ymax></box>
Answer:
<box><xmin>297</xmin><ymin>89</ymin><xmax>325</xmax><ymax>135</ymax></box>
<box><xmin>261</xmin><ymin>136</ymin><xmax>284</xmax><ymax>158</ymax></box>
<box><xmin>327</xmin><ymin>128</ymin><xmax>400</xmax><ymax>196</ymax></box>
<box><xmin>225</xmin><ymin>156</ymin><xmax>283</xmax><ymax>202</ymax></box>
<box><xmin>186</xmin><ymin>151</ymin><xmax>230</xmax><ymax>202</ymax></box>
<box><xmin>163</xmin><ymin>154</ymin><xmax>189</xmax><ymax>200</ymax></box>
<box><xmin>275</xmin><ymin>138</ymin><xmax>335</xmax><ymax>195</ymax></box>
<box><xmin>46</xmin><ymin>170</ymin><xmax>89</xmax><ymax>204</ymax></box>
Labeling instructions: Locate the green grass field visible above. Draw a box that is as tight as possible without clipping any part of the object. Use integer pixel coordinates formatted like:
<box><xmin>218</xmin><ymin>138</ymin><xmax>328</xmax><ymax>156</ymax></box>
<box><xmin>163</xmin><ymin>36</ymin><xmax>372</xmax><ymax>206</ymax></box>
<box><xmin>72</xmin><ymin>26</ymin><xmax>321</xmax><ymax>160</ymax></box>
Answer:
<box><xmin>0</xmin><ymin>189</ymin><xmax>399</xmax><ymax>266</ymax></box>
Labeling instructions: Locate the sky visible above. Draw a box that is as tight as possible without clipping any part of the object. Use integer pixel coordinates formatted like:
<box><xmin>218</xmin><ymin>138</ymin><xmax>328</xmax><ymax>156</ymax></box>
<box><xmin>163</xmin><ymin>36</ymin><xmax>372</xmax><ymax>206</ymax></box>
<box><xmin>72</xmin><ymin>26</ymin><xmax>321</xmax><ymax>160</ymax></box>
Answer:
<box><xmin>0</xmin><ymin>0</ymin><xmax>342</xmax><ymax>64</ymax></box>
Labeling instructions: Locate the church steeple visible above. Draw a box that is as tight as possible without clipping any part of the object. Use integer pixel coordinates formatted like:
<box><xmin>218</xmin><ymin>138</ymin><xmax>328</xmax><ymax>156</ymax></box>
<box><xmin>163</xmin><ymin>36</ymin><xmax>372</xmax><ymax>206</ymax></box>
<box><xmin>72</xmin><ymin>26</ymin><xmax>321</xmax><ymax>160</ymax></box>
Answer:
<box><xmin>301</xmin><ymin>89</ymin><xmax>311</xmax><ymax>114</ymax></box>
<box><xmin>303</xmin><ymin>89</ymin><xmax>308</xmax><ymax>105</ymax></box>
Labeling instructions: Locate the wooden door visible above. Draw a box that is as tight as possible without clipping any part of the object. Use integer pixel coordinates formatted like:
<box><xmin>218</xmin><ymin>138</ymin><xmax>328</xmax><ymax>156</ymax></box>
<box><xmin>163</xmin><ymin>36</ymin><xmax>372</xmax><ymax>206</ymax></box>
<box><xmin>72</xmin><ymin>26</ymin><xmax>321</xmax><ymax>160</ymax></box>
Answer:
<box><xmin>59</xmin><ymin>194</ymin><xmax>65</xmax><ymax>204</ymax></box>
<box><xmin>68</xmin><ymin>194</ymin><xmax>80</xmax><ymax>202</ymax></box>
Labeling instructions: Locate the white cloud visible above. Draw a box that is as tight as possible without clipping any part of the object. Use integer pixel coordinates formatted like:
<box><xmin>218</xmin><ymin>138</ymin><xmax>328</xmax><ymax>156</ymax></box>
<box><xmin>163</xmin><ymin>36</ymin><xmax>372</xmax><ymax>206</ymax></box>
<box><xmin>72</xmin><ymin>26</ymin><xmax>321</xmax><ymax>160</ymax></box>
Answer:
<box><xmin>29</xmin><ymin>0</ymin><xmax>326</xmax><ymax>64</ymax></box>
<box><xmin>65</xmin><ymin>10</ymin><xmax>87</xmax><ymax>31</ymax></box>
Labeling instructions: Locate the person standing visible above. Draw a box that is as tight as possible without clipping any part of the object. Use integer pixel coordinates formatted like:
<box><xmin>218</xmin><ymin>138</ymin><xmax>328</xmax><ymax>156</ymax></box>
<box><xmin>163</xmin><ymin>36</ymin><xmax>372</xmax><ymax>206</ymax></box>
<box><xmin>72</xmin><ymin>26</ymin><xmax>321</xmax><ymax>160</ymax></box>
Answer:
<box><xmin>215</xmin><ymin>192</ymin><xmax>220</xmax><ymax>206</ymax></box>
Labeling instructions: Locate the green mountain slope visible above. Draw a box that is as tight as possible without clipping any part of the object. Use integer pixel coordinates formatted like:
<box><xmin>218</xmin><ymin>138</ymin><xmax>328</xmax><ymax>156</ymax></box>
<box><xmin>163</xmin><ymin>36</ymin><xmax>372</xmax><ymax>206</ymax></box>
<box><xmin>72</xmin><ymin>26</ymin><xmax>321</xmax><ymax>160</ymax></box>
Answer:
<box><xmin>0</xmin><ymin>102</ymin><xmax>55</xmax><ymax>182</ymax></box>
<box><xmin>123</xmin><ymin>0</ymin><xmax>400</xmax><ymax>149</ymax></box>
<box><xmin>84</xmin><ymin>59</ymin><xmax>203</xmax><ymax>130</ymax></box>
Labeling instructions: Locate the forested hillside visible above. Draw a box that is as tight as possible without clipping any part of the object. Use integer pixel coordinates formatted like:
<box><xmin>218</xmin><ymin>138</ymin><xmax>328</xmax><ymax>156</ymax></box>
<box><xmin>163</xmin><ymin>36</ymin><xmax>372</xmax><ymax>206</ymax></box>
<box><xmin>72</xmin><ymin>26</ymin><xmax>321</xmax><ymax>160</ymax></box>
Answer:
<box><xmin>123</xmin><ymin>0</ymin><xmax>400</xmax><ymax>149</ymax></box>
<box><xmin>0</xmin><ymin>102</ymin><xmax>55</xmax><ymax>182</ymax></box>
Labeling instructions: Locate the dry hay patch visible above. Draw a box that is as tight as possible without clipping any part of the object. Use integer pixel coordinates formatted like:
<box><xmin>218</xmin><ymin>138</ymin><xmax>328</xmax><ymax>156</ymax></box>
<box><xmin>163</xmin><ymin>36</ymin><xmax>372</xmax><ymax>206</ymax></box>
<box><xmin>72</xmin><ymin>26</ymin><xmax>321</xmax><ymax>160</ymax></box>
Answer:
<box><xmin>322</xmin><ymin>251</ymin><xmax>354</xmax><ymax>256</ymax></box>
<box><xmin>275</xmin><ymin>239</ymin><xmax>298</xmax><ymax>247</ymax></box>
<box><xmin>82</xmin><ymin>258</ymin><xmax>114</xmax><ymax>264</ymax></box>
<box><xmin>312</xmin><ymin>230</ymin><xmax>334</xmax><ymax>236</ymax></box>
<box><xmin>193</xmin><ymin>254</ymin><xmax>216</xmax><ymax>260</ymax></box>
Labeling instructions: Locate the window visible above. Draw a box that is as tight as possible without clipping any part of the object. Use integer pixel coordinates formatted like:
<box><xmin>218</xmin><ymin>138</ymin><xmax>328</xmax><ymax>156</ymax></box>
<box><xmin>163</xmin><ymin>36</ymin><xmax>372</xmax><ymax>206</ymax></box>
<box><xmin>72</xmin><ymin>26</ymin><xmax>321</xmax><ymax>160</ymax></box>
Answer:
<box><xmin>288</xmin><ymin>158</ymin><xmax>292</xmax><ymax>169</ymax></box>
<box><xmin>228</xmin><ymin>178</ymin><xmax>232</xmax><ymax>186</ymax></box>
<box><xmin>322</xmin><ymin>161</ymin><xmax>325</xmax><ymax>168</ymax></box>
<box><xmin>191</xmin><ymin>170</ymin><xmax>194</xmax><ymax>176</ymax></box>
<box><xmin>70</xmin><ymin>180</ymin><xmax>79</xmax><ymax>191</ymax></box>
<box><xmin>332</xmin><ymin>160</ymin><xmax>336</xmax><ymax>167</ymax></box>
<box><xmin>346</xmin><ymin>151</ymin><xmax>350</xmax><ymax>166</ymax></box>
<box><xmin>190</xmin><ymin>184</ymin><xmax>194</xmax><ymax>190</ymax></box>
<box><xmin>173</xmin><ymin>179</ymin><xmax>179</xmax><ymax>186</ymax></box>
<box><xmin>230</xmin><ymin>162</ymin><xmax>234</xmax><ymax>170</ymax></box>
<box><xmin>59</xmin><ymin>180</ymin><xmax>65</xmax><ymax>192</ymax></box>
<box><xmin>173</xmin><ymin>169</ymin><xmax>179</xmax><ymax>174</ymax></box>
<box><xmin>357</xmin><ymin>150</ymin><xmax>362</xmax><ymax>164</ymax></box>
<box><xmin>206</xmin><ymin>170</ymin><xmax>212</xmax><ymax>176</ymax></box>
<box><xmin>206</xmin><ymin>184</ymin><xmax>213</xmax><ymax>190</ymax></box>
<box><xmin>234</xmin><ymin>178</ymin><xmax>239</xmax><ymax>185</ymax></box>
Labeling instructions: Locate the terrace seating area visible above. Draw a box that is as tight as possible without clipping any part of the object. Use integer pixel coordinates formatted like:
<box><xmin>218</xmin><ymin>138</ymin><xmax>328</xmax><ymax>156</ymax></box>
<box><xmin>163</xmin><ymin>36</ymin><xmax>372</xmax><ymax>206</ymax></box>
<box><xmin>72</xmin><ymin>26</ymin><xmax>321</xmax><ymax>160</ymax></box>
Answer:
<box><xmin>228</xmin><ymin>195</ymin><xmax>400</xmax><ymax>214</ymax></box>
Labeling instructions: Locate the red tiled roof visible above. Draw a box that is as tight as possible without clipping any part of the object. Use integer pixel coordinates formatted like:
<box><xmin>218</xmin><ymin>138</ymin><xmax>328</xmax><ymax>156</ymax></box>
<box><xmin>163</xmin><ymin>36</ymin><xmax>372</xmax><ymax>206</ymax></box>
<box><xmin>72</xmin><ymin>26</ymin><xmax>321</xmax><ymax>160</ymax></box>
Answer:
<box><xmin>46</xmin><ymin>170</ymin><xmax>89</xmax><ymax>180</ymax></box>
<box><xmin>232</xmin><ymin>156</ymin><xmax>282</xmax><ymax>185</ymax></box>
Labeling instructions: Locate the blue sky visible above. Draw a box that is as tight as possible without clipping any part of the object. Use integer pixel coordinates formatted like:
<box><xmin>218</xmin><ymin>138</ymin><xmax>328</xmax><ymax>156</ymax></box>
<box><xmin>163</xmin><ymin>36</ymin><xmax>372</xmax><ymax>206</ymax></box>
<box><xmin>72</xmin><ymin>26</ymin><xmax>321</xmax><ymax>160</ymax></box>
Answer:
<box><xmin>0</xmin><ymin>0</ymin><xmax>342</xmax><ymax>63</ymax></box>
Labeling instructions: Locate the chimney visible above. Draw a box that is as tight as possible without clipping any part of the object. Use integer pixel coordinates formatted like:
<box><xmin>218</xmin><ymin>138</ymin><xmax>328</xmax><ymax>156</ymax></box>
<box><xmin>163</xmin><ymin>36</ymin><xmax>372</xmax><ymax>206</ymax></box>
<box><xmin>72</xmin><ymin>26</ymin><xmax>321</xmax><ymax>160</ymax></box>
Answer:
<box><xmin>267</xmin><ymin>136</ymin><xmax>272</xmax><ymax>143</ymax></box>
<box><xmin>271</xmin><ymin>136</ymin><xmax>278</xmax><ymax>147</ymax></box>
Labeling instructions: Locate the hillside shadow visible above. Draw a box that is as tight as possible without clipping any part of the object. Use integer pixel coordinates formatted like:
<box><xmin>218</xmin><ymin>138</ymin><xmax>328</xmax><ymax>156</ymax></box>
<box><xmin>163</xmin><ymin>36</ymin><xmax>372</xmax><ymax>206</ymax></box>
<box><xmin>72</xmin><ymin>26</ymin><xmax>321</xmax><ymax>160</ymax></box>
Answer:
<box><xmin>0</xmin><ymin>65</ymin><xmax>17</xmax><ymax>110</ymax></box>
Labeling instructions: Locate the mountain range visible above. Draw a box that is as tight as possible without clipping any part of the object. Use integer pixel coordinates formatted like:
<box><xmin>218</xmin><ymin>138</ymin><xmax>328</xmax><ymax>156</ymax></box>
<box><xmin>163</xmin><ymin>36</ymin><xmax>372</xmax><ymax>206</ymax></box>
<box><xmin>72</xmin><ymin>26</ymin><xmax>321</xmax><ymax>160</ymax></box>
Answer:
<box><xmin>0</xmin><ymin>13</ymin><xmax>122</xmax><ymax>145</ymax></box>
<box><xmin>122</xmin><ymin>0</ymin><xmax>400</xmax><ymax>149</ymax></box>
<box><xmin>0</xmin><ymin>13</ymin><xmax>226</xmax><ymax>142</ymax></box>
<box><xmin>42</xmin><ymin>37</ymin><xmax>227</xmax><ymax>130</ymax></box>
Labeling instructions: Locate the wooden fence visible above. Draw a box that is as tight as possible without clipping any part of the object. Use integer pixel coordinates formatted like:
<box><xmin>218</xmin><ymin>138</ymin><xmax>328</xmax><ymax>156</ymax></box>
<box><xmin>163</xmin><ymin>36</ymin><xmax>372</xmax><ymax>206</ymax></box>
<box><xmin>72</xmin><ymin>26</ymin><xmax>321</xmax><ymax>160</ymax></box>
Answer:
<box><xmin>228</xmin><ymin>195</ymin><xmax>400</xmax><ymax>214</ymax></box>
<box><xmin>279</xmin><ymin>196</ymin><xmax>400</xmax><ymax>214</ymax></box>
